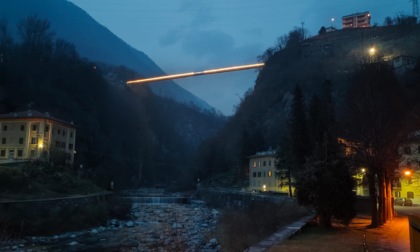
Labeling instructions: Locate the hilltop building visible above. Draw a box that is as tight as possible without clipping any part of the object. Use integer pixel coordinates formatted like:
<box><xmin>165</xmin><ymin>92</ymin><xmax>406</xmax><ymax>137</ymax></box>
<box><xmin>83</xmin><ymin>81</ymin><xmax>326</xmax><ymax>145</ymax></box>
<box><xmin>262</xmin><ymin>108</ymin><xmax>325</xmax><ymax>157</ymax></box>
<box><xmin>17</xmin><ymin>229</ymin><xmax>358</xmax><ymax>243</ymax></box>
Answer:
<box><xmin>342</xmin><ymin>11</ymin><xmax>371</xmax><ymax>29</ymax></box>
<box><xmin>248</xmin><ymin>149</ymin><xmax>292</xmax><ymax>194</ymax></box>
<box><xmin>0</xmin><ymin>111</ymin><xmax>76</xmax><ymax>165</ymax></box>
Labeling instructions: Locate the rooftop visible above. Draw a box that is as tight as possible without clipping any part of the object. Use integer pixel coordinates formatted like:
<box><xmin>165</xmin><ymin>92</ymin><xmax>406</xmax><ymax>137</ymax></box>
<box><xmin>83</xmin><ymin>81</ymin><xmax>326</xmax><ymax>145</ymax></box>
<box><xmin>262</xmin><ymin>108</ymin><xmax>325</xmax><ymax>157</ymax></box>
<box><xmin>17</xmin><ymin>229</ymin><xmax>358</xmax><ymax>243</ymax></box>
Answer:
<box><xmin>0</xmin><ymin>110</ymin><xmax>76</xmax><ymax>128</ymax></box>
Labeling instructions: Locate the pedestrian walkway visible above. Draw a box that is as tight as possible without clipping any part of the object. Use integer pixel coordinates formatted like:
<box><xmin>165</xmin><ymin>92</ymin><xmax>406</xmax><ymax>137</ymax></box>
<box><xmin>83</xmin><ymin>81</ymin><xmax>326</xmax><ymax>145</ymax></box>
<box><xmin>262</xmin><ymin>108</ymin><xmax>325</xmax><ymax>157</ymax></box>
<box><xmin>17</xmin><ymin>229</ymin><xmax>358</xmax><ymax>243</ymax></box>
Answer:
<box><xmin>267</xmin><ymin>215</ymin><xmax>409</xmax><ymax>252</ymax></box>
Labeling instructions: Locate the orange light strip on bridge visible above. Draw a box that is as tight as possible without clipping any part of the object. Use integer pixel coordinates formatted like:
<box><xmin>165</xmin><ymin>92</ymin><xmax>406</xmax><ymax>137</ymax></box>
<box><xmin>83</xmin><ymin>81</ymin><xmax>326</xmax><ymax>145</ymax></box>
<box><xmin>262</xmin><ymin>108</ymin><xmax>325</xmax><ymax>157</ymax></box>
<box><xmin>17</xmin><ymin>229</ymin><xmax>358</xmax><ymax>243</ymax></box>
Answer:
<box><xmin>126</xmin><ymin>63</ymin><xmax>265</xmax><ymax>84</ymax></box>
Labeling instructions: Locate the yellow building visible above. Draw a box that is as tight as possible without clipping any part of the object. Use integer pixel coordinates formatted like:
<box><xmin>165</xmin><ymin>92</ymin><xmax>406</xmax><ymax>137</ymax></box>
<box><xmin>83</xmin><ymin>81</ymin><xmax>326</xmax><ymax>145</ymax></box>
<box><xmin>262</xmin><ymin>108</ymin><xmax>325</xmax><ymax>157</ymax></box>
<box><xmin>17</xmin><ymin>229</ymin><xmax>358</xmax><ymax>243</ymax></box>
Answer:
<box><xmin>394</xmin><ymin>137</ymin><xmax>420</xmax><ymax>204</ymax></box>
<box><xmin>0</xmin><ymin>110</ymin><xmax>76</xmax><ymax>165</ymax></box>
<box><xmin>248</xmin><ymin>149</ymin><xmax>291</xmax><ymax>194</ymax></box>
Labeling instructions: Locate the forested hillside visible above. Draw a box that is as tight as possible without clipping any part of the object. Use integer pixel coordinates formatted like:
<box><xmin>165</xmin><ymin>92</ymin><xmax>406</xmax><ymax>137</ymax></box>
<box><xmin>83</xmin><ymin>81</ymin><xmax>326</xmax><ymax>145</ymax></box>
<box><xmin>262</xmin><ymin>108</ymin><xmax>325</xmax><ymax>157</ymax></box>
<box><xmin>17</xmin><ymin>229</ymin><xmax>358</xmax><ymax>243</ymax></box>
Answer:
<box><xmin>194</xmin><ymin>22</ymin><xmax>420</xmax><ymax>181</ymax></box>
<box><xmin>0</xmin><ymin>16</ymin><xmax>225</xmax><ymax>189</ymax></box>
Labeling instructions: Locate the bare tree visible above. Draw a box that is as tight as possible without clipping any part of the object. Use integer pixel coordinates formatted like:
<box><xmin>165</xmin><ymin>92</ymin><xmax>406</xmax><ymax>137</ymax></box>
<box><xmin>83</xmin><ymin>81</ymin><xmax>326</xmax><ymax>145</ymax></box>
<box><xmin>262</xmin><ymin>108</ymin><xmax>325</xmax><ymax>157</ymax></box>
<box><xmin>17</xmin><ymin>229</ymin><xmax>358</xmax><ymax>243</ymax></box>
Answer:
<box><xmin>17</xmin><ymin>15</ymin><xmax>54</xmax><ymax>60</ymax></box>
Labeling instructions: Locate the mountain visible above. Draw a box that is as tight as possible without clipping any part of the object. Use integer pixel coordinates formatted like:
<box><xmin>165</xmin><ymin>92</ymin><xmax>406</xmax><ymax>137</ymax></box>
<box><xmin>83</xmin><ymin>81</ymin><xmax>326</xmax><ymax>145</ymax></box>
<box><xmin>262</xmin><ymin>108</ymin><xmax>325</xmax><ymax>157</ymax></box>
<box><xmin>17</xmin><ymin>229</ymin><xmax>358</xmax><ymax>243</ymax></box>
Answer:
<box><xmin>0</xmin><ymin>0</ymin><xmax>212</xmax><ymax>111</ymax></box>
<box><xmin>194</xmin><ymin>24</ymin><xmax>420</xmax><ymax>177</ymax></box>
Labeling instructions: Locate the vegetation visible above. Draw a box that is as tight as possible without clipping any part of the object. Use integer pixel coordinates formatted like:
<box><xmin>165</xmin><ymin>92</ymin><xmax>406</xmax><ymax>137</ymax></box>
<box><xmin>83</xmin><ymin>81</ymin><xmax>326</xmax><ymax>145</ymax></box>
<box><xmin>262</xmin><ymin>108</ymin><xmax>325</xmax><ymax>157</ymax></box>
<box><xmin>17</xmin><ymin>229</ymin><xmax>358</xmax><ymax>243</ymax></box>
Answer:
<box><xmin>0</xmin><ymin>15</ymin><xmax>225</xmax><ymax>190</ymax></box>
<box><xmin>195</xmin><ymin>21</ymin><xmax>420</xmax><ymax>228</ymax></box>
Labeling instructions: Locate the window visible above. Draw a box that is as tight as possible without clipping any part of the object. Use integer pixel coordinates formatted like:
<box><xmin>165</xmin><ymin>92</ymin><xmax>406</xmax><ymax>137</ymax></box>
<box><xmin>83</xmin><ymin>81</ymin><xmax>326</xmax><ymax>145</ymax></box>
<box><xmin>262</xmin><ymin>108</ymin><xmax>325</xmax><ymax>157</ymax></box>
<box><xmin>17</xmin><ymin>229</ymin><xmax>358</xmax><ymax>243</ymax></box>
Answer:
<box><xmin>58</xmin><ymin>129</ymin><xmax>61</xmax><ymax>134</ymax></box>
<box><xmin>268</xmin><ymin>171</ymin><xmax>272</xmax><ymax>177</ymax></box>
<box><xmin>404</xmin><ymin>146</ymin><xmax>411</xmax><ymax>155</ymax></box>
<box><xmin>0</xmin><ymin>149</ymin><xmax>5</xmax><ymax>157</ymax></box>
<box><xmin>63</xmin><ymin>130</ymin><xmax>65</xmax><ymax>136</ymax></box>
<box><xmin>56</xmin><ymin>141</ymin><xmax>60</xmax><ymax>148</ymax></box>
<box><xmin>20</xmin><ymin>125</ymin><xmax>25</xmax><ymax>131</ymax></box>
<box><xmin>32</xmin><ymin>125</ymin><xmax>37</xmax><ymax>131</ymax></box>
<box><xmin>61</xmin><ymin>142</ymin><xmax>65</xmax><ymax>148</ymax></box>
<box><xmin>253</xmin><ymin>161</ymin><xmax>256</xmax><ymax>168</ymax></box>
<box><xmin>19</xmin><ymin>138</ymin><xmax>24</xmax><ymax>144</ymax></box>
<box><xmin>68</xmin><ymin>143</ymin><xmax>73</xmax><ymax>150</ymax></box>
<box><xmin>253</xmin><ymin>172</ymin><xmax>256</xmax><ymax>177</ymax></box>
<box><xmin>395</xmin><ymin>191</ymin><xmax>401</xmax><ymax>198</ymax></box>
<box><xmin>17</xmin><ymin>149</ymin><xmax>23</xmax><ymax>157</ymax></box>
<box><xmin>70</xmin><ymin>132</ymin><xmax>73</xmax><ymax>138</ymax></box>
<box><xmin>45</xmin><ymin>125</ymin><xmax>49</xmax><ymax>132</ymax></box>
<box><xmin>263</xmin><ymin>171</ymin><xmax>266</xmax><ymax>177</ymax></box>
<box><xmin>407</xmin><ymin>192</ymin><xmax>414</xmax><ymax>199</ymax></box>
<box><xmin>269</xmin><ymin>160</ymin><xmax>271</xmax><ymax>166</ymax></box>
<box><xmin>1</xmin><ymin>138</ymin><xmax>6</xmax><ymax>144</ymax></box>
<box><xmin>31</xmin><ymin>138</ymin><xmax>36</xmax><ymax>144</ymax></box>
<box><xmin>258</xmin><ymin>161</ymin><xmax>261</xmax><ymax>167</ymax></box>
<box><xmin>2</xmin><ymin>125</ymin><xmax>7</xmax><ymax>131</ymax></box>
<box><xmin>30</xmin><ymin>150</ymin><xmax>35</xmax><ymax>157</ymax></box>
<box><xmin>257</xmin><ymin>172</ymin><xmax>261</xmax><ymax>177</ymax></box>
<box><xmin>263</xmin><ymin>161</ymin><xmax>266</xmax><ymax>166</ymax></box>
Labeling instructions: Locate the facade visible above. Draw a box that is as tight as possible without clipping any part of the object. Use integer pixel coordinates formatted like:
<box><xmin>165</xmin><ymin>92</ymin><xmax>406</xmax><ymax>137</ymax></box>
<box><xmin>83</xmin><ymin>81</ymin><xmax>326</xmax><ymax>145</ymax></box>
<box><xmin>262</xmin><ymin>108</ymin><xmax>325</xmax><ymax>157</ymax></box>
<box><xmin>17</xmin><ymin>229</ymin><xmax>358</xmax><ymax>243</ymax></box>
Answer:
<box><xmin>342</xmin><ymin>11</ymin><xmax>371</xmax><ymax>29</ymax></box>
<box><xmin>248</xmin><ymin>149</ymin><xmax>291</xmax><ymax>194</ymax></box>
<box><xmin>394</xmin><ymin>134</ymin><xmax>420</xmax><ymax>204</ymax></box>
<box><xmin>0</xmin><ymin>111</ymin><xmax>76</xmax><ymax>164</ymax></box>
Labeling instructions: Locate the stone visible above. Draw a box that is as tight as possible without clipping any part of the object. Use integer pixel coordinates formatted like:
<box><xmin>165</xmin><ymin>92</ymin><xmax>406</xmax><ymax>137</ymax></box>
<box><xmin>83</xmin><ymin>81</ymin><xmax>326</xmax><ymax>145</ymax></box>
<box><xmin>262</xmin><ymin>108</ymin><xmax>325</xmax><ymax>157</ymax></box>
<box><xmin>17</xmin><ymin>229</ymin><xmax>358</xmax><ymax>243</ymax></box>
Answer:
<box><xmin>126</xmin><ymin>221</ymin><xmax>135</xmax><ymax>227</ymax></box>
<box><xmin>91</xmin><ymin>229</ymin><xmax>99</xmax><ymax>234</ymax></box>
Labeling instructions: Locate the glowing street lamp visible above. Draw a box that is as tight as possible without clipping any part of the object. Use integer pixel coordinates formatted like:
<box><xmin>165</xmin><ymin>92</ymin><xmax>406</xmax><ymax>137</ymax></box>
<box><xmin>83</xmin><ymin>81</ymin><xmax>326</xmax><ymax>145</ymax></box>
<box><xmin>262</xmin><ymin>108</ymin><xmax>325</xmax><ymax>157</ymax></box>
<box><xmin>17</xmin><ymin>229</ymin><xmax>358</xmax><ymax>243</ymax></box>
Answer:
<box><xmin>369</xmin><ymin>47</ymin><xmax>376</xmax><ymax>56</ymax></box>
<box><xmin>404</xmin><ymin>170</ymin><xmax>412</xmax><ymax>176</ymax></box>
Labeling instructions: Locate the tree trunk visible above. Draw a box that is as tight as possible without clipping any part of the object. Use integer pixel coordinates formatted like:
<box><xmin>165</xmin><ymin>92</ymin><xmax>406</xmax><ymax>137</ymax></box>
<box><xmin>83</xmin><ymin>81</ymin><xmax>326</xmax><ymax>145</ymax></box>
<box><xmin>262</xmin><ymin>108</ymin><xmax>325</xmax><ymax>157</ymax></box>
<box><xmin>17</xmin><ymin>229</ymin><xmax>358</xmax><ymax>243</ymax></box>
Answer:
<box><xmin>377</xmin><ymin>173</ymin><xmax>386</xmax><ymax>226</ymax></box>
<box><xmin>288</xmin><ymin>169</ymin><xmax>293</xmax><ymax>197</ymax></box>
<box><xmin>368</xmin><ymin>173</ymin><xmax>379</xmax><ymax>227</ymax></box>
<box><xmin>386</xmin><ymin>178</ymin><xmax>393</xmax><ymax>221</ymax></box>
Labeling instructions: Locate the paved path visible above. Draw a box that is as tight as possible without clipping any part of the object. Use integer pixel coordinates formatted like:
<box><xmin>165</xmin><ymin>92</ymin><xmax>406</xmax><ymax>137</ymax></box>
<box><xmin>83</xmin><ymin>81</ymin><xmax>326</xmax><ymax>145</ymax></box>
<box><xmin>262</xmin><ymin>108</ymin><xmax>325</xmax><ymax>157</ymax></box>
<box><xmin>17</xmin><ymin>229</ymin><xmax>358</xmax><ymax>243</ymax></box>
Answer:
<box><xmin>268</xmin><ymin>215</ymin><xmax>410</xmax><ymax>252</ymax></box>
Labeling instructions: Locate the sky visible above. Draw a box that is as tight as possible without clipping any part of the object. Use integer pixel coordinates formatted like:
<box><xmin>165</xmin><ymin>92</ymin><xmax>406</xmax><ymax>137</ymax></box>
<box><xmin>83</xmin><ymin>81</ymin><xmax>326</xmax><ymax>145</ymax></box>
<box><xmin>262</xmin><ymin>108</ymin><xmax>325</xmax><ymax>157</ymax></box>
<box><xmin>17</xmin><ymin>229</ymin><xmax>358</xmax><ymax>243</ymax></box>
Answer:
<box><xmin>68</xmin><ymin>0</ymin><xmax>411</xmax><ymax>115</ymax></box>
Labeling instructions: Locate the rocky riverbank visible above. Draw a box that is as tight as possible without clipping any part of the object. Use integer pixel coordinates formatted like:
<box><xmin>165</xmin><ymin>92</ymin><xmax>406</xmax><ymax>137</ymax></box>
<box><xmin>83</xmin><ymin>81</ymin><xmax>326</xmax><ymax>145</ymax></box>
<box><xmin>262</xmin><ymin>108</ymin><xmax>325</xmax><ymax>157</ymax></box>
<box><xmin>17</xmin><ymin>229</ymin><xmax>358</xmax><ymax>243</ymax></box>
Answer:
<box><xmin>1</xmin><ymin>202</ymin><xmax>220</xmax><ymax>251</ymax></box>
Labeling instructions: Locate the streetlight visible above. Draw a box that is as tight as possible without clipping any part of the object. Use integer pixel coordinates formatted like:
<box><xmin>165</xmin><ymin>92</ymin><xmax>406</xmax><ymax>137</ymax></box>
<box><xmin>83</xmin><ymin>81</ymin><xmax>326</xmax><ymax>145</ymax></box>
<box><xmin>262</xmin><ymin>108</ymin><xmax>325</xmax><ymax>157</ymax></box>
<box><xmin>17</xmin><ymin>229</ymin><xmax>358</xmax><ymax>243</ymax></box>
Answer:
<box><xmin>369</xmin><ymin>47</ymin><xmax>376</xmax><ymax>56</ymax></box>
<box><xmin>331</xmin><ymin>18</ymin><xmax>335</xmax><ymax>28</ymax></box>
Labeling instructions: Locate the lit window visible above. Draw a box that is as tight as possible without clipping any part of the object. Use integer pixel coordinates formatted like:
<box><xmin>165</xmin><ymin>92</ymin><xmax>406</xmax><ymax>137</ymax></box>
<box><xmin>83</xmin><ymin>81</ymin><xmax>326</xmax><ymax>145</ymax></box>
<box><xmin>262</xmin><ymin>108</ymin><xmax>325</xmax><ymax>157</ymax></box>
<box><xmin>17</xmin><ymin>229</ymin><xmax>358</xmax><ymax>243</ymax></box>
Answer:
<box><xmin>268</xmin><ymin>171</ymin><xmax>272</xmax><ymax>177</ymax></box>
<box><xmin>253</xmin><ymin>161</ymin><xmax>256</xmax><ymax>168</ymax></box>
<box><xmin>258</xmin><ymin>161</ymin><xmax>261</xmax><ymax>167</ymax></box>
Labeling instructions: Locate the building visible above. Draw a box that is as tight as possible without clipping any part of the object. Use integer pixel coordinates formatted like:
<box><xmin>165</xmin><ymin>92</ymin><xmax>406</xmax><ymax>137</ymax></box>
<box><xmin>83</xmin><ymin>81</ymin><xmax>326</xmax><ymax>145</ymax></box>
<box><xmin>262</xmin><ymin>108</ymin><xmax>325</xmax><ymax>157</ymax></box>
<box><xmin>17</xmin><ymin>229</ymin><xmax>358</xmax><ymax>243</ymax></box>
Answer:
<box><xmin>0</xmin><ymin>110</ymin><xmax>76</xmax><ymax>165</ymax></box>
<box><xmin>342</xmin><ymin>11</ymin><xmax>371</xmax><ymax>29</ymax></box>
<box><xmin>392</xmin><ymin>55</ymin><xmax>417</xmax><ymax>74</ymax></box>
<box><xmin>248</xmin><ymin>149</ymin><xmax>291</xmax><ymax>194</ymax></box>
<box><xmin>394</xmin><ymin>133</ymin><xmax>420</xmax><ymax>204</ymax></box>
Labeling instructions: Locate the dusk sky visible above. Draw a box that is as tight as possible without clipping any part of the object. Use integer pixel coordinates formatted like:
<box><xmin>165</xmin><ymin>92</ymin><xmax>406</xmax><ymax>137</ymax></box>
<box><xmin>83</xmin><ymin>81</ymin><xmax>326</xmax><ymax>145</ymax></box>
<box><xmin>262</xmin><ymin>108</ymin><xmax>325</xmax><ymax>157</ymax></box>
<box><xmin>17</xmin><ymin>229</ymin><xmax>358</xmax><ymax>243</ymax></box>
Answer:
<box><xmin>68</xmin><ymin>0</ymin><xmax>411</xmax><ymax>115</ymax></box>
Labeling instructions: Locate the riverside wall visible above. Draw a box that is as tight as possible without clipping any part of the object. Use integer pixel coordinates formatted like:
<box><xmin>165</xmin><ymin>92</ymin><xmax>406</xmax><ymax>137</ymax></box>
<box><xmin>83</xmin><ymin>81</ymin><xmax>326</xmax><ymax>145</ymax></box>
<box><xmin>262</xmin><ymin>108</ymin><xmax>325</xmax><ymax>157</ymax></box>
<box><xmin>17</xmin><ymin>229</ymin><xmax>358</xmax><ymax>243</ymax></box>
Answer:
<box><xmin>193</xmin><ymin>187</ymin><xmax>295</xmax><ymax>209</ymax></box>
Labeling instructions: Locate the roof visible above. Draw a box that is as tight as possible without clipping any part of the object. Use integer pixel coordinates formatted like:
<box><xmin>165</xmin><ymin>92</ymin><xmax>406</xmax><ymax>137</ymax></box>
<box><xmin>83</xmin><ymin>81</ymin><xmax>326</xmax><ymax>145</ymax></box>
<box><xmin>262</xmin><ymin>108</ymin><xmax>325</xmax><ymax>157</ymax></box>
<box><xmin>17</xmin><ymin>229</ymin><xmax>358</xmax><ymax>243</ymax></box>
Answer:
<box><xmin>247</xmin><ymin>149</ymin><xmax>277</xmax><ymax>159</ymax></box>
<box><xmin>342</xmin><ymin>11</ymin><xmax>370</xmax><ymax>19</ymax></box>
<box><xmin>0</xmin><ymin>110</ymin><xmax>76</xmax><ymax>128</ymax></box>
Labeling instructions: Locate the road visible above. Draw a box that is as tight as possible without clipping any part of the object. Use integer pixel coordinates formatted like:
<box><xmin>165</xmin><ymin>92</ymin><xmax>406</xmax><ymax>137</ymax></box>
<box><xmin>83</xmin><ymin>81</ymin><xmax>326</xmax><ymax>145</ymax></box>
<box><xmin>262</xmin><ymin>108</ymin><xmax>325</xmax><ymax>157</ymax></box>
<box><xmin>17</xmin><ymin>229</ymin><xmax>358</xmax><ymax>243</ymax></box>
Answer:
<box><xmin>395</xmin><ymin>204</ymin><xmax>420</xmax><ymax>216</ymax></box>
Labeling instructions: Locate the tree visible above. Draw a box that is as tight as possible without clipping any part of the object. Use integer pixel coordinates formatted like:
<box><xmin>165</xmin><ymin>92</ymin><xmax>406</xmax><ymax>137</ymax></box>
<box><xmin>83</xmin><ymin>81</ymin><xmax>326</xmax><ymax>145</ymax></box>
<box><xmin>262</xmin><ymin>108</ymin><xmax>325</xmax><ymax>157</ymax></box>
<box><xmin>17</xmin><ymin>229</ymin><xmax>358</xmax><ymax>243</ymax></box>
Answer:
<box><xmin>17</xmin><ymin>15</ymin><xmax>54</xmax><ymax>61</ymax></box>
<box><xmin>318</xmin><ymin>26</ymin><xmax>327</xmax><ymax>35</ymax></box>
<box><xmin>383</xmin><ymin>16</ymin><xmax>394</xmax><ymax>26</ymax></box>
<box><xmin>345</xmin><ymin>61</ymin><xmax>408</xmax><ymax>227</ymax></box>
<box><xmin>0</xmin><ymin>18</ymin><xmax>13</xmax><ymax>59</ymax></box>
<box><xmin>276</xmin><ymin>85</ymin><xmax>310</xmax><ymax>197</ymax></box>
<box><xmin>295</xmin><ymin>81</ymin><xmax>356</xmax><ymax>227</ymax></box>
